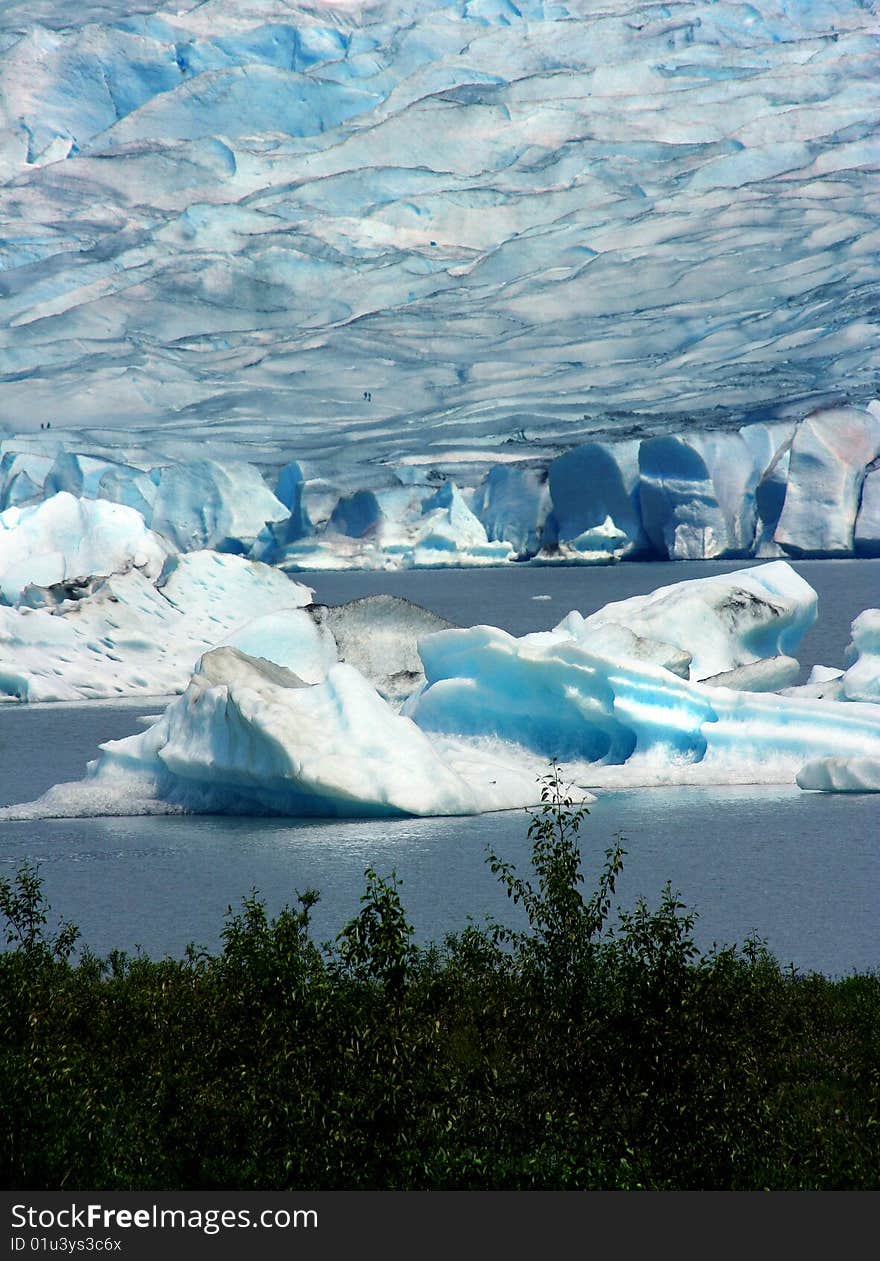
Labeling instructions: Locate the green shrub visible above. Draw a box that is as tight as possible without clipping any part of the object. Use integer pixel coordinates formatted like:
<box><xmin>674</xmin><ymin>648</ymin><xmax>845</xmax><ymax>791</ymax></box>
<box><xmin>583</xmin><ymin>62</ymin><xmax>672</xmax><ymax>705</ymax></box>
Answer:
<box><xmin>1</xmin><ymin>767</ymin><xmax>878</xmax><ymax>1190</ymax></box>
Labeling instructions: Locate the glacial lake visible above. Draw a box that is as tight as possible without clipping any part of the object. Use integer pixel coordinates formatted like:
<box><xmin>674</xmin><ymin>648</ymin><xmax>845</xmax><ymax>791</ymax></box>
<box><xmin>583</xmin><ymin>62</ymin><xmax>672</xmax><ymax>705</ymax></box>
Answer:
<box><xmin>1</xmin><ymin>558</ymin><xmax>878</xmax><ymax>978</ymax></box>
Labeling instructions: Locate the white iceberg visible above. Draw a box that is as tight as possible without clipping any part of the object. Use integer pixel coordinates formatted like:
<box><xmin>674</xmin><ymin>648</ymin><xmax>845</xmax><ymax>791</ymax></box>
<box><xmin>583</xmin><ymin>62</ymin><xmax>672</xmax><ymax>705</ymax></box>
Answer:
<box><xmin>309</xmin><ymin>594</ymin><xmax>457</xmax><ymax>703</ymax></box>
<box><xmin>842</xmin><ymin>609</ymin><xmax>880</xmax><ymax>704</ymax></box>
<box><xmin>796</xmin><ymin>758</ymin><xmax>880</xmax><ymax>794</ymax></box>
<box><xmin>0</xmin><ymin>492</ymin><xmax>167</xmax><ymax>606</ymax></box>
<box><xmin>0</xmin><ymin>550</ymin><xmax>313</xmax><ymax>702</ymax></box>
<box><xmin>564</xmin><ymin>560</ymin><xmax>817</xmax><ymax>681</ymax></box>
<box><xmin>2</xmin><ymin>648</ymin><xmax>547</xmax><ymax>820</ymax></box>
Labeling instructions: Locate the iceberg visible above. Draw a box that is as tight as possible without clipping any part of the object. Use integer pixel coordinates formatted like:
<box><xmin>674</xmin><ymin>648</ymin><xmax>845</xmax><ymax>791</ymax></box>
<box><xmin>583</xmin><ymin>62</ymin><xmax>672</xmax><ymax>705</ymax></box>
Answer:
<box><xmin>409</xmin><ymin>618</ymin><xmax>880</xmax><ymax>789</ymax></box>
<box><xmin>796</xmin><ymin>758</ymin><xmax>880</xmax><ymax>794</ymax></box>
<box><xmin>564</xmin><ymin>561</ymin><xmax>817</xmax><ymax>681</ymax></box>
<box><xmin>7</xmin><ymin>560</ymin><xmax>880</xmax><ymax>820</ymax></box>
<box><xmin>842</xmin><ymin>610</ymin><xmax>880</xmax><ymax>704</ymax></box>
<box><xmin>0</xmin><ymin>492</ymin><xmax>167</xmax><ymax>606</ymax></box>
<box><xmin>0</xmin><ymin>550</ymin><xmax>313</xmax><ymax>703</ymax></box>
<box><xmin>3</xmin><ymin>648</ymin><xmax>547</xmax><ymax>820</ymax></box>
<box><xmin>309</xmin><ymin>594</ymin><xmax>457</xmax><ymax>704</ymax></box>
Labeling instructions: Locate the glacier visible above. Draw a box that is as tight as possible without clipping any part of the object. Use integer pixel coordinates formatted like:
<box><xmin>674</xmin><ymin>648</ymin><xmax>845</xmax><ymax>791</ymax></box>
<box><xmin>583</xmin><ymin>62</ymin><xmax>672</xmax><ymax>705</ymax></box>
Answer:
<box><xmin>5</xmin><ymin>561</ymin><xmax>880</xmax><ymax>819</ymax></box>
<box><xmin>0</xmin><ymin>0</ymin><xmax>877</xmax><ymax>491</ymax></box>
<box><xmin>2</xmin><ymin>397</ymin><xmax>880</xmax><ymax>570</ymax></box>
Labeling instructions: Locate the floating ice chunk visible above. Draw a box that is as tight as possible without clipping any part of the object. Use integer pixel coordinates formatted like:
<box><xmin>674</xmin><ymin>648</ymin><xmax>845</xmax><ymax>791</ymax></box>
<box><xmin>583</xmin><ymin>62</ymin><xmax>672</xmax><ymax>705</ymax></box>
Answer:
<box><xmin>552</xmin><ymin>612</ymin><xmax>692</xmax><ymax>678</ymax></box>
<box><xmin>0</xmin><ymin>550</ymin><xmax>313</xmax><ymax>702</ymax></box>
<box><xmin>796</xmin><ymin>758</ymin><xmax>880</xmax><ymax>793</ymax></box>
<box><xmin>157</xmin><ymin>551</ymin><xmax>312</xmax><ymax>623</ymax></box>
<box><xmin>638</xmin><ymin>433</ymin><xmax>758</xmax><ymax>560</ymax></box>
<box><xmin>0</xmin><ymin>492</ymin><xmax>167</xmax><ymax>605</ymax></box>
<box><xmin>809</xmin><ymin>665</ymin><xmax>846</xmax><ymax>684</ymax></box>
<box><xmin>222</xmin><ymin>610</ymin><xmax>338</xmax><ymax>686</ymax></box>
<box><xmin>699</xmin><ymin>656</ymin><xmax>801</xmax><ymax>693</ymax></box>
<box><xmin>473</xmin><ymin>464</ymin><xmax>550</xmax><ymax>557</ymax></box>
<box><xmin>149</xmin><ymin>460</ymin><xmax>289</xmax><ymax>554</ymax></box>
<box><xmin>310</xmin><ymin>594</ymin><xmax>456</xmax><ymax>703</ymax></box>
<box><xmin>780</xmin><ymin>664</ymin><xmax>846</xmax><ymax>700</ymax></box>
<box><xmin>410</xmin><ymin>621</ymin><xmax>880</xmax><ymax>787</ymax></box>
<box><xmin>575</xmin><ymin>560</ymin><xmax>816</xmax><ymax>680</ymax></box>
<box><xmin>3</xmin><ymin>649</ymin><xmax>544</xmax><ymax>820</ymax></box>
<box><xmin>545</xmin><ymin>441</ymin><xmax>646</xmax><ymax>559</ymax></box>
<box><xmin>779</xmin><ymin>668</ymin><xmax>847</xmax><ymax>702</ymax></box>
<box><xmin>842</xmin><ymin>610</ymin><xmax>880</xmax><ymax>704</ymax></box>
<box><xmin>775</xmin><ymin>407</ymin><xmax>880</xmax><ymax>556</ymax></box>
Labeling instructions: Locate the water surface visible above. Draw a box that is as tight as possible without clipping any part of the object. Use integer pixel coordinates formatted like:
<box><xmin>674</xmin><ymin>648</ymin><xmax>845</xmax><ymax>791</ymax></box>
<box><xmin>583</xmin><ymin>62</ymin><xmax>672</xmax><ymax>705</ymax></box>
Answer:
<box><xmin>1</xmin><ymin>560</ymin><xmax>878</xmax><ymax>976</ymax></box>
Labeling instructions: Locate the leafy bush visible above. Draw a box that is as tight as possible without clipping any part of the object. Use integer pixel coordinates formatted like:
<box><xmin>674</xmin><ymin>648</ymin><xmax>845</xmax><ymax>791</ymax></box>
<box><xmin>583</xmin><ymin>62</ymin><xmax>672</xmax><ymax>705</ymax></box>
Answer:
<box><xmin>1</xmin><ymin>766</ymin><xmax>878</xmax><ymax>1190</ymax></box>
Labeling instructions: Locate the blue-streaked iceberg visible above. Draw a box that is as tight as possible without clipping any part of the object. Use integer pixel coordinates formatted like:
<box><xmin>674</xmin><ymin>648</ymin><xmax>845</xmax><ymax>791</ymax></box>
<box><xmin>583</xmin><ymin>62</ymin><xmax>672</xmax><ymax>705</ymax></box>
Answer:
<box><xmin>5</xmin><ymin>562</ymin><xmax>880</xmax><ymax>820</ymax></box>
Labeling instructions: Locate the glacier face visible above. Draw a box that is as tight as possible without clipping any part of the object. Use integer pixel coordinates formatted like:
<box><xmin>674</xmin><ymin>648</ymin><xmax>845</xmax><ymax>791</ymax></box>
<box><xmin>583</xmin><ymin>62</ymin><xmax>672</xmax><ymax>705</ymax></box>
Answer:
<box><xmin>5</xmin><ymin>398</ymin><xmax>878</xmax><ymax>569</ymax></box>
<box><xmin>0</xmin><ymin>0</ymin><xmax>878</xmax><ymax>479</ymax></box>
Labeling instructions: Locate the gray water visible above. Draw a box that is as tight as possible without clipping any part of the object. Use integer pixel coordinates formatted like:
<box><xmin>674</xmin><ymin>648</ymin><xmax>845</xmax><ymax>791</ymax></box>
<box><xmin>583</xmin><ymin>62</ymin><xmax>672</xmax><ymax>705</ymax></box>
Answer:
<box><xmin>1</xmin><ymin>559</ymin><xmax>878</xmax><ymax>977</ymax></box>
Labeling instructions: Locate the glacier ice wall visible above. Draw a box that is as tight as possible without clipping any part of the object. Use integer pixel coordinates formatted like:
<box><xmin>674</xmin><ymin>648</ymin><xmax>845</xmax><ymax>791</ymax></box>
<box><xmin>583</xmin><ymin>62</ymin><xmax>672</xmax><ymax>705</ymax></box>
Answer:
<box><xmin>0</xmin><ymin>0</ymin><xmax>877</xmax><ymax>479</ymax></box>
<box><xmin>3</xmin><ymin>397</ymin><xmax>880</xmax><ymax>567</ymax></box>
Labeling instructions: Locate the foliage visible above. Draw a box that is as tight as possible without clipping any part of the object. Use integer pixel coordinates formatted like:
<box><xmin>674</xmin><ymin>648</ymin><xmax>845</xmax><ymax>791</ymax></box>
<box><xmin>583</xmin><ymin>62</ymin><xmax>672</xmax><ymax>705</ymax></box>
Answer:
<box><xmin>1</xmin><ymin>769</ymin><xmax>879</xmax><ymax>1191</ymax></box>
